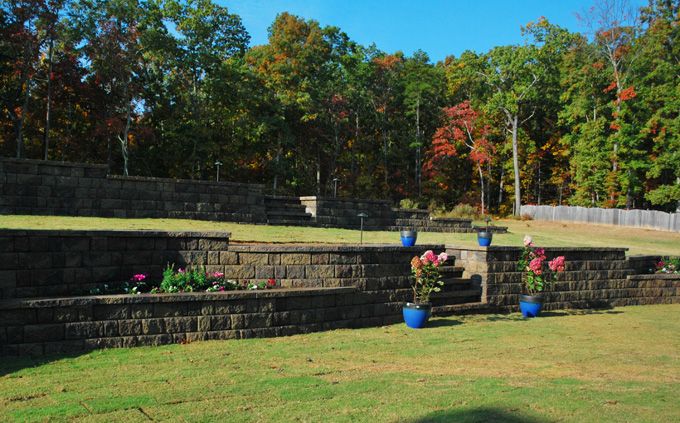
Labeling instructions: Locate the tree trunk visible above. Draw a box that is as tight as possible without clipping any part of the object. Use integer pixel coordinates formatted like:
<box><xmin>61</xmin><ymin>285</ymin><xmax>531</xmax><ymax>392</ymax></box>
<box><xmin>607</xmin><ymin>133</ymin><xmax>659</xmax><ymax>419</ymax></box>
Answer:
<box><xmin>43</xmin><ymin>38</ymin><xmax>54</xmax><ymax>161</ymax></box>
<box><xmin>16</xmin><ymin>78</ymin><xmax>32</xmax><ymax>159</ymax></box>
<box><xmin>415</xmin><ymin>97</ymin><xmax>421</xmax><ymax>197</ymax></box>
<box><xmin>511</xmin><ymin>115</ymin><xmax>522</xmax><ymax>216</ymax></box>
<box><xmin>477</xmin><ymin>163</ymin><xmax>485</xmax><ymax>215</ymax></box>
<box><xmin>498</xmin><ymin>166</ymin><xmax>504</xmax><ymax>208</ymax></box>
<box><xmin>118</xmin><ymin>97</ymin><xmax>133</xmax><ymax>176</ymax></box>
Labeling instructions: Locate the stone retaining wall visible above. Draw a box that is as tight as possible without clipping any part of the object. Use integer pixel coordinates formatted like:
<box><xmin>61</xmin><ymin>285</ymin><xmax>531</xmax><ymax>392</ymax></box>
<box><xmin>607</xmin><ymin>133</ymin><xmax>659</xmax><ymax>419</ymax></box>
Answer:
<box><xmin>0</xmin><ymin>229</ymin><xmax>230</xmax><ymax>299</ymax></box>
<box><xmin>0</xmin><ymin>287</ymin><xmax>407</xmax><ymax>356</ymax></box>
<box><xmin>447</xmin><ymin>246</ymin><xmax>679</xmax><ymax>311</ymax></box>
<box><xmin>0</xmin><ymin>158</ymin><xmax>266</xmax><ymax>222</ymax></box>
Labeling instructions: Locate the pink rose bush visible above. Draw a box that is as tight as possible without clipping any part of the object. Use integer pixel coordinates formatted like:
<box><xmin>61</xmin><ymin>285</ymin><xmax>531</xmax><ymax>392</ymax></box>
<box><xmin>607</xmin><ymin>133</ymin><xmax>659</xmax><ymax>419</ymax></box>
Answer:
<box><xmin>410</xmin><ymin>250</ymin><xmax>447</xmax><ymax>304</ymax></box>
<box><xmin>517</xmin><ymin>235</ymin><xmax>566</xmax><ymax>294</ymax></box>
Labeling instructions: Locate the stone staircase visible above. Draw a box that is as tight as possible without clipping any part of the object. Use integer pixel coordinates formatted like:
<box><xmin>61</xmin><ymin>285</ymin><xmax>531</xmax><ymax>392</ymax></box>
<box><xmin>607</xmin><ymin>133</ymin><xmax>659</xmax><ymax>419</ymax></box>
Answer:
<box><xmin>430</xmin><ymin>263</ymin><xmax>487</xmax><ymax>315</ymax></box>
<box><xmin>264</xmin><ymin>195</ymin><xmax>315</xmax><ymax>226</ymax></box>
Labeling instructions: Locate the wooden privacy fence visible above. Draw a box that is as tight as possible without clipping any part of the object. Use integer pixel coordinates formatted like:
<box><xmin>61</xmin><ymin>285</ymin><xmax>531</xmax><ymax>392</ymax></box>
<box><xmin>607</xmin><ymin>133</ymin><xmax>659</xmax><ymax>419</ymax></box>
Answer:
<box><xmin>520</xmin><ymin>205</ymin><xmax>680</xmax><ymax>232</ymax></box>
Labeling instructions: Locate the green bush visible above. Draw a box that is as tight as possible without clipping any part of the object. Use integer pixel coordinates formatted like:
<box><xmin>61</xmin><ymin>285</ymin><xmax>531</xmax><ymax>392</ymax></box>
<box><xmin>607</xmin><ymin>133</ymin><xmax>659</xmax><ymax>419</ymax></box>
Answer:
<box><xmin>398</xmin><ymin>198</ymin><xmax>423</xmax><ymax>209</ymax></box>
<box><xmin>431</xmin><ymin>203</ymin><xmax>481</xmax><ymax>220</ymax></box>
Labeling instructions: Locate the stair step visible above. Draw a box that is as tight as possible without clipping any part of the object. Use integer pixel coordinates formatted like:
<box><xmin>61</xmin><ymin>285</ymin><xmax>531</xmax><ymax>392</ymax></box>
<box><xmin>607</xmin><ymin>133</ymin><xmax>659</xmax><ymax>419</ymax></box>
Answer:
<box><xmin>431</xmin><ymin>289</ymin><xmax>481</xmax><ymax>299</ymax></box>
<box><xmin>266</xmin><ymin>219</ymin><xmax>318</xmax><ymax>226</ymax></box>
<box><xmin>431</xmin><ymin>302</ymin><xmax>489</xmax><ymax>316</ymax></box>
<box><xmin>438</xmin><ymin>265</ymin><xmax>463</xmax><ymax>274</ymax></box>
<box><xmin>441</xmin><ymin>277</ymin><xmax>473</xmax><ymax>288</ymax></box>
<box><xmin>266</xmin><ymin>210</ymin><xmax>312</xmax><ymax>218</ymax></box>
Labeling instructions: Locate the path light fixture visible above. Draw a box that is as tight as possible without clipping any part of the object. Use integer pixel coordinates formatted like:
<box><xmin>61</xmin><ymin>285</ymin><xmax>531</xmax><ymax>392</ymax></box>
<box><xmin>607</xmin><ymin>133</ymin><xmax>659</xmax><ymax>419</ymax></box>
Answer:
<box><xmin>357</xmin><ymin>212</ymin><xmax>368</xmax><ymax>244</ymax></box>
<box><xmin>215</xmin><ymin>160</ymin><xmax>223</xmax><ymax>182</ymax></box>
<box><xmin>333</xmin><ymin>177</ymin><xmax>339</xmax><ymax>198</ymax></box>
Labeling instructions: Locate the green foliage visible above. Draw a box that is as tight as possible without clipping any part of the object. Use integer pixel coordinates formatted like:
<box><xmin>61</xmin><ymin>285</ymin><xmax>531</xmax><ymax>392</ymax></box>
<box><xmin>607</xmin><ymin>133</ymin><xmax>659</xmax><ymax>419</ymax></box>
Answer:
<box><xmin>431</xmin><ymin>203</ymin><xmax>481</xmax><ymax>220</ymax></box>
<box><xmin>0</xmin><ymin>0</ymin><xmax>678</xmax><ymax>213</ymax></box>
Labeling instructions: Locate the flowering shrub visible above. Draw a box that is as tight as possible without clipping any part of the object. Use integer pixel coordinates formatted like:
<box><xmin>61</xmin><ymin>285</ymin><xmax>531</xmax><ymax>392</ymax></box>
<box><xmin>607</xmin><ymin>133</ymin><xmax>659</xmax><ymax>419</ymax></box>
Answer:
<box><xmin>409</xmin><ymin>250</ymin><xmax>448</xmax><ymax>304</ymax></box>
<box><xmin>517</xmin><ymin>235</ymin><xmax>566</xmax><ymax>295</ymax></box>
<box><xmin>655</xmin><ymin>257</ymin><xmax>679</xmax><ymax>274</ymax></box>
<box><xmin>89</xmin><ymin>265</ymin><xmax>279</xmax><ymax>295</ymax></box>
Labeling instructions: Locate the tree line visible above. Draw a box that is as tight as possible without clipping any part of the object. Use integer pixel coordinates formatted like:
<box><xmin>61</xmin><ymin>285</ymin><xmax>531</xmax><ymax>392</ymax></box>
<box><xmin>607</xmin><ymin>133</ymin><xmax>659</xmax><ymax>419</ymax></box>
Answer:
<box><xmin>1</xmin><ymin>0</ymin><xmax>678</xmax><ymax>214</ymax></box>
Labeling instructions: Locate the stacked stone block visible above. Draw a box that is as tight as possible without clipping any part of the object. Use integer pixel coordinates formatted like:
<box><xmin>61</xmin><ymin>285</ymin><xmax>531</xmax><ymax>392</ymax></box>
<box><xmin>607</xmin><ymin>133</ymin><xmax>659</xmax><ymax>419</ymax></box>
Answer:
<box><xmin>0</xmin><ymin>287</ymin><xmax>400</xmax><ymax>356</ymax></box>
<box><xmin>0</xmin><ymin>229</ymin><xmax>229</xmax><ymax>299</ymax></box>
<box><xmin>0</xmin><ymin>158</ymin><xmax>267</xmax><ymax>222</ymax></box>
<box><xmin>447</xmin><ymin>246</ymin><xmax>679</xmax><ymax>312</ymax></box>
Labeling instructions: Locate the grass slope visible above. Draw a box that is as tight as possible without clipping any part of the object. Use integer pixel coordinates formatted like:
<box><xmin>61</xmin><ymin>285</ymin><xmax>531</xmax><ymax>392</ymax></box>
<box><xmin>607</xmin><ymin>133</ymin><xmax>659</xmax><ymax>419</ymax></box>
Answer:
<box><xmin>1</xmin><ymin>305</ymin><xmax>679</xmax><ymax>422</ymax></box>
<box><xmin>1</xmin><ymin>214</ymin><xmax>679</xmax><ymax>256</ymax></box>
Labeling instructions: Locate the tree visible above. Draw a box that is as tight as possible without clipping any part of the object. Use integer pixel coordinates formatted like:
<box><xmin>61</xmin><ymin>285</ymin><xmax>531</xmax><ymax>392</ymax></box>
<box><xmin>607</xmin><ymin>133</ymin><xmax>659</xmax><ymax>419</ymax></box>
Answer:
<box><xmin>478</xmin><ymin>44</ymin><xmax>541</xmax><ymax>215</ymax></box>
<box><xmin>428</xmin><ymin>101</ymin><xmax>495</xmax><ymax>214</ymax></box>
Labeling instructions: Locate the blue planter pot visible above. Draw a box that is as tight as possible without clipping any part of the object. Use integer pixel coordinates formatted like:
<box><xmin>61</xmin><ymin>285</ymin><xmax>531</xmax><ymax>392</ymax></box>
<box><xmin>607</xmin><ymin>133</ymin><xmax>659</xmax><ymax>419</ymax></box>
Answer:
<box><xmin>400</xmin><ymin>230</ymin><xmax>417</xmax><ymax>247</ymax></box>
<box><xmin>519</xmin><ymin>294</ymin><xmax>544</xmax><ymax>318</ymax></box>
<box><xmin>477</xmin><ymin>231</ymin><xmax>493</xmax><ymax>247</ymax></box>
<box><xmin>403</xmin><ymin>302</ymin><xmax>431</xmax><ymax>328</ymax></box>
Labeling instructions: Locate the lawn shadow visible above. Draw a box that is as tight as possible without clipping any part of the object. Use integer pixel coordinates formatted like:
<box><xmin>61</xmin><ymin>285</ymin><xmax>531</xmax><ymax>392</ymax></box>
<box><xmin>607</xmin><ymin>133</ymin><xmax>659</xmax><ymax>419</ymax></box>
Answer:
<box><xmin>426</xmin><ymin>318</ymin><xmax>463</xmax><ymax>328</ymax></box>
<box><xmin>540</xmin><ymin>308</ymin><xmax>624</xmax><ymax>317</ymax></box>
<box><xmin>0</xmin><ymin>351</ymin><xmax>90</xmax><ymax>378</ymax></box>
<box><xmin>410</xmin><ymin>406</ymin><xmax>547</xmax><ymax>423</ymax></box>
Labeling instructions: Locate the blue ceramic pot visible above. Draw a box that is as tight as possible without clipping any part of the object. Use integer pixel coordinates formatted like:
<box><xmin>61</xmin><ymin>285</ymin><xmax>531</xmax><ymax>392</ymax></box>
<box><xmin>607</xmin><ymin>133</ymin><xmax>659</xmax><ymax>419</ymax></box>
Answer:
<box><xmin>519</xmin><ymin>294</ymin><xmax>544</xmax><ymax>318</ymax></box>
<box><xmin>400</xmin><ymin>230</ymin><xmax>417</xmax><ymax>247</ymax></box>
<box><xmin>403</xmin><ymin>302</ymin><xmax>431</xmax><ymax>328</ymax></box>
<box><xmin>477</xmin><ymin>231</ymin><xmax>493</xmax><ymax>247</ymax></box>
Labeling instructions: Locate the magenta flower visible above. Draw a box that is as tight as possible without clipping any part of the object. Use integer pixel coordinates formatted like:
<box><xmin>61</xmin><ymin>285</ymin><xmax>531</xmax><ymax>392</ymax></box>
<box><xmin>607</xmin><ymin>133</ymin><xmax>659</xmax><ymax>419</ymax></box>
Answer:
<box><xmin>131</xmin><ymin>273</ymin><xmax>147</xmax><ymax>282</ymax></box>
<box><xmin>212</xmin><ymin>272</ymin><xmax>224</xmax><ymax>278</ymax></box>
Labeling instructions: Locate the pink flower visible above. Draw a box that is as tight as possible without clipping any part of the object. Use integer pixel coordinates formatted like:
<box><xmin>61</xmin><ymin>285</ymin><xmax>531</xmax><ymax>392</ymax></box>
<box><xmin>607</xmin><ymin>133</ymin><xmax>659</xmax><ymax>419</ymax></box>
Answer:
<box><xmin>212</xmin><ymin>272</ymin><xmax>224</xmax><ymax>278</ymax></box>
<box><xmin>437</xmin><ymin>252</ymin><xmax>448</xmax><ymax>264</ymax></box>
<box><xmin>131</xmin><ymin>273</ymin><xmax>147</xmax><ymax>282</ymax></box>
<box><xmin>421</xmin><ymin>250</ymin><xmax>436</xmax><ymax>265</ymax></box>
<box><xmin>534</xmin><ymin>248</ymin><xmax>546</xmax><ymax>260</ymax></box>
<box><xmin>523</xmin><ymin>235</ymin><xmax>533</xmax><ymax>247</ymax></box>
<box><xmin>529</xmin><ymin>257</ymin><xmax>543</xmax><ymax>274</ymax></box>
<box><xmin>178</xmin><ymin>268</ymin><xmax>185</xmax><ymax>273</ymax></box>
<box><xmin>549</xmin><ymin>256</ymin><xmax>566</xmax><ymax>272</ymax></box>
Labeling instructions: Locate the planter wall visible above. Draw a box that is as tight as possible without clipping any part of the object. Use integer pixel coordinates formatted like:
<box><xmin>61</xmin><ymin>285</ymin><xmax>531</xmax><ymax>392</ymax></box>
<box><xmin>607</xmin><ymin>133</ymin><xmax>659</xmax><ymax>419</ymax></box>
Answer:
<box><xmin>447</xmin><ymin>246</ymin><xmax>680</xmax><ymax>311</ymax></box>
<box><xmin>0</xmin><ymin>287</ymin><xmax>407</xmax><ymax>356</ymax></box>
<box><xmin>0</xmin><ymin>230</ymin><xmax>230</xmax><ymax>299</ymax></box>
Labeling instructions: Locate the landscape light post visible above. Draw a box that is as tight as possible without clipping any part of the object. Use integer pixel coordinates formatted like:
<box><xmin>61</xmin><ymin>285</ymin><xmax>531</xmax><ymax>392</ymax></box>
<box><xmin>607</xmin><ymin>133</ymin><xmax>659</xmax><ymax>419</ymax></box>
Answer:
<box><xmin>215</xmin><ymin>160</ymin><xmax>223</xmax><ymax>182</ymax></box>
<box><xmin>357</xmin><ymin>212</ymin><xmax>368</xmax><ymax>244</ymax></box>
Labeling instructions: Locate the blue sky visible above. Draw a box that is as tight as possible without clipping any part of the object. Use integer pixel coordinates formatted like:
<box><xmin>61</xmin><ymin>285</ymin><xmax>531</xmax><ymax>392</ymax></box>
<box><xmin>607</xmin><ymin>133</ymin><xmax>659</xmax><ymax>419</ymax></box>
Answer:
<box><xmin>221</xmin><ymin>0</ymin><xmax>646</xmax><ymax>62</ymax></box>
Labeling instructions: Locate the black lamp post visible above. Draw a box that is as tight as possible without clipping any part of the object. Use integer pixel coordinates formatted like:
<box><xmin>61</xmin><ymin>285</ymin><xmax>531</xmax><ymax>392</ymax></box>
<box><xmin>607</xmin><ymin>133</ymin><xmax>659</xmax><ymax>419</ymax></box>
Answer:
<box><xmin>215</xmin><ymin>160</ymin><xmax>223</xmax><ymax>182</ymax></box>
<box><xmin>357</xmin><ymin>212</ymin><xmax>368</xmax><ymax>244</ymax></box>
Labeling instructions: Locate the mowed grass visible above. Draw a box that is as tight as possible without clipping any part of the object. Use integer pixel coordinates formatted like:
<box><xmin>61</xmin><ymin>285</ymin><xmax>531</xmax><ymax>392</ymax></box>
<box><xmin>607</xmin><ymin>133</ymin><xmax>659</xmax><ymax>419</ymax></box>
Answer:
<box><xmin>1</xmin><ymin>214</ymin><xmax>679</xmax><ymax>256</ymax></box>
<box><xmin>1</xmin><ymin>305</ymin><xmax>679</xmax><ymax>422</ymax></box>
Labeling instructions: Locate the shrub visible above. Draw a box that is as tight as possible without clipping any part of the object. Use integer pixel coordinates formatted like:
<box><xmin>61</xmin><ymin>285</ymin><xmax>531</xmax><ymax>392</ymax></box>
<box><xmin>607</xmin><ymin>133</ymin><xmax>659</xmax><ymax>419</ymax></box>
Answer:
<box><xmin>431</xmin><ymin>203</ymin><xmax>481</xmax><ymax>220</ymax></box>
<box><xmin>399</xmin><ymin>198</ymin><xmax>423</xmax><ymax>209</ymax></box>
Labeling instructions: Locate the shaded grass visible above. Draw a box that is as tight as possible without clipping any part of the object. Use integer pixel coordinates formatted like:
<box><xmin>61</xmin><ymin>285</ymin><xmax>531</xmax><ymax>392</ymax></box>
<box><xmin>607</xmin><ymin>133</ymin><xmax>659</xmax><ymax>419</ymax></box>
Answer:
<box><xmin>1</xmin><ymin>214</ymin><xmax>679</xmax><ymax>255</ymax></box>
<box><xmin>1</xmin><ymin>305</ymin><xmax>679</xmax><ymax>422</ymax></box>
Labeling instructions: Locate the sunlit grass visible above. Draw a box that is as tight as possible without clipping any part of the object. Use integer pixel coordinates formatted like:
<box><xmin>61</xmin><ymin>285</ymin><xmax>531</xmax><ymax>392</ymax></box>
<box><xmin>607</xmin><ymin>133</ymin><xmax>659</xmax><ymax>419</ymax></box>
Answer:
<box><xmin>1</xmin><ymin>214</ymin><xmax>679</xmax><ymax>255</ymax></box>
<box><xmin>1</xmin><ymin>305</ymin><xmax>678</xmax><ymax>422</ymax></box>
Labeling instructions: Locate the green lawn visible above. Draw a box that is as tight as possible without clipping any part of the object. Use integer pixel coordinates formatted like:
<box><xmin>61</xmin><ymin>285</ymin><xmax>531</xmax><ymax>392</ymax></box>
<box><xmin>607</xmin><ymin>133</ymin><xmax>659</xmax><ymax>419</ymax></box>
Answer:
<box><xmin>1</xmin><ymin>214</ymin><xmax>679</xmax><ymax>256</ymax></box>
<box><xmin>1</xmin><ymin>305</ymin><xmax>679</xmax><ymax>422</ymax></box>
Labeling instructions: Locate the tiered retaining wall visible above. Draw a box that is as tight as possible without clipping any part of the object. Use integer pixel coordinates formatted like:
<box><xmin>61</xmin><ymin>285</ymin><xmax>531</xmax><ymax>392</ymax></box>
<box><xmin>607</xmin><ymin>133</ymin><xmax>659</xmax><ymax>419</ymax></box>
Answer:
<box><xmin>0</xmin><ymin>230</ymin><xmax>230</xmax><ymax>299</ymax></box>
<box><xmin>0</xmin><ymin>158</ymin><xmax>267</xmax><ymax>222</ymax></box>
<box><xmin>1</xmin><ymin>287</ymin><xmax>408</xmax><ymax>356</ymax></box>
<box><xmin>448</xmin><ymin>246</ymin><xmax>680</xmax><ymax>311</ymax></box>
<box><xmin>0</xmin><ymin>158</ymin><xmax>507</xmax><ymax>233</ymax></box>
<box><xmin>0</xmin><ymin>229</ymin><xmax>445</xmax><ymax>355</ymax></box>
